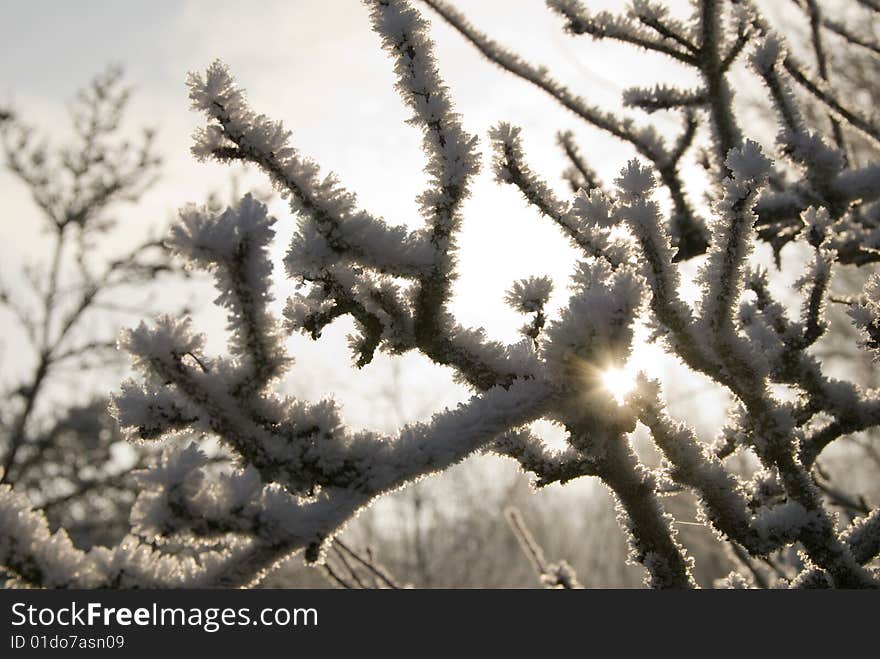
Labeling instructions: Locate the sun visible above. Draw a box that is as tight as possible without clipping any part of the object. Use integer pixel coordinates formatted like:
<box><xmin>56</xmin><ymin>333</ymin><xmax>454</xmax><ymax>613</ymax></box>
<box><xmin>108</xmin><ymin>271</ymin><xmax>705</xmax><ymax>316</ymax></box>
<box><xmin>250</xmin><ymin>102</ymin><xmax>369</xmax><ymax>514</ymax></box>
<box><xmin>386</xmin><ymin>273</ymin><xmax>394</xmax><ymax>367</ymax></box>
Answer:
<box><xmin>602</xmin><ymin>367</ymin><xmax>637</xmax><ymax>405</ymax></box>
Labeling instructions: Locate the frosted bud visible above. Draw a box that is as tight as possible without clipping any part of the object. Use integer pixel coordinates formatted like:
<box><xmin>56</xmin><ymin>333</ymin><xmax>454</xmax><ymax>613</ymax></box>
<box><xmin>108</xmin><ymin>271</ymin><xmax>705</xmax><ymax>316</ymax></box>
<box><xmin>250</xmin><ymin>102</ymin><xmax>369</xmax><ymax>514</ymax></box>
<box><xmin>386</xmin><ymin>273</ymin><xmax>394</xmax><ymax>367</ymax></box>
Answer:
<box><xmin>572</xmin><ymin>188</ymin><xmax>617</xmax><ymax>228</ymax></box>
<box><xmin>505</xmin><ymin>276</ymin><xmax>553</xmax><ymax>313</ymax></box>
<box><xmin>614</xmin><ymin>159</ymin><xmax>655</xmax><ymax>202</ymax></box>
<box><xmin>725</xmin><ymin>140</ymin><xmax>772</xmax><ymax>182</ymax></box>
<box><xmin>750</xmin><ymin>34</ymin><xmax>782</xmax><ymax>75</ymax></box>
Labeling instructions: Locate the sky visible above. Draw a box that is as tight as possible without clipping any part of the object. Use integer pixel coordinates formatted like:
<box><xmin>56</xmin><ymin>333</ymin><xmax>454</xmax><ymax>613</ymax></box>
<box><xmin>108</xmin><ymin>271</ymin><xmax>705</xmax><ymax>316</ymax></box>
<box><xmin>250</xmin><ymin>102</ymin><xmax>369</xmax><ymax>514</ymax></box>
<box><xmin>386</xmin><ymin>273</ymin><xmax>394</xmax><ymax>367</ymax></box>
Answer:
<box><xmin>0</xmin><ymin>0</ymin><xmax>812</xmax><ymax>444</ymax></box>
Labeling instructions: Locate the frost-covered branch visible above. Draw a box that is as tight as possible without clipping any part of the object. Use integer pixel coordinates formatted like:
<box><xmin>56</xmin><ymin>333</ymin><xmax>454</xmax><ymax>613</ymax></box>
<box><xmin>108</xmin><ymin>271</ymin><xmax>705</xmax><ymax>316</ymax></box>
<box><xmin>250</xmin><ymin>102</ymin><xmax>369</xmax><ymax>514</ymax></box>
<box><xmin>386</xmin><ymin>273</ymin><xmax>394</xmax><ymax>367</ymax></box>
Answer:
<box><xmin>420</xmin><ymin>0</ymin><xmax>710</xmax><ymax>260</ymax></box>
<box><xmin>4</xmin><ymin>0</ymin><xmax>880</xmax><ymax>589</ymax></box>
<box><xmin>0</xmin><ymin>69</ymin><xmax>188</xmax><ymax>558</ymax></box>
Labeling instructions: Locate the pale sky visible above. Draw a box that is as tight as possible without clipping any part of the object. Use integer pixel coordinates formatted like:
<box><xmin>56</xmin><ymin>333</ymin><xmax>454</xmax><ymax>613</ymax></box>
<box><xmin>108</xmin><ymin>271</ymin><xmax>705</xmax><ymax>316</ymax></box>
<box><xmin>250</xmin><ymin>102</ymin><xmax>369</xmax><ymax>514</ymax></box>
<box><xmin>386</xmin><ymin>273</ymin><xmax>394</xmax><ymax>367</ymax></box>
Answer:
<box><xmin>0</xmin><ymin>0</ymin><xmax>808</xmax><ymax>441</ymax></box>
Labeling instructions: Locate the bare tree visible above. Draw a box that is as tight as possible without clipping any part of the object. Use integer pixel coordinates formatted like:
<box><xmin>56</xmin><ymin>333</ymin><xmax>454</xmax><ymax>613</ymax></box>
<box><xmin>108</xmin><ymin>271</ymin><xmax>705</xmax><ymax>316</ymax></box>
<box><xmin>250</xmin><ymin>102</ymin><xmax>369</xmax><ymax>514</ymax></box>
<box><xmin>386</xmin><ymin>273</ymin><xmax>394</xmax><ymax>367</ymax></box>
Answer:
<box><xmin>1</xmin><ymin>0</ymin><xmax>879</xmax><ymax>589</ymax></box>
<box><xmin>0</xmin><ymin>67</ymin><xmax>178</xmax><ymax>556</ymax></box>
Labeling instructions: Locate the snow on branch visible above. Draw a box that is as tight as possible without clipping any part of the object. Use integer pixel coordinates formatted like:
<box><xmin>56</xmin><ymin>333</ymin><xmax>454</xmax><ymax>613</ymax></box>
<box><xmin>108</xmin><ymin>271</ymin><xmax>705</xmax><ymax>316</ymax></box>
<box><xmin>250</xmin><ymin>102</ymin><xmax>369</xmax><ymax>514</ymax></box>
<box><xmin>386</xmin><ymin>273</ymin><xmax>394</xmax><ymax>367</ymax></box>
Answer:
<box><xmin>421</xmin><ymin>0</ymin><xmax>709</xmax><ymax>260</ymax></box>
<box><xmin>3</xmin><ymin>0</ymin><xmax>880</xmax><ymax>589</ymax></box>
<box><xmin>169</xmin><ymin>194</ymin><xmax>287</xmax><ymax>392</ymax></box>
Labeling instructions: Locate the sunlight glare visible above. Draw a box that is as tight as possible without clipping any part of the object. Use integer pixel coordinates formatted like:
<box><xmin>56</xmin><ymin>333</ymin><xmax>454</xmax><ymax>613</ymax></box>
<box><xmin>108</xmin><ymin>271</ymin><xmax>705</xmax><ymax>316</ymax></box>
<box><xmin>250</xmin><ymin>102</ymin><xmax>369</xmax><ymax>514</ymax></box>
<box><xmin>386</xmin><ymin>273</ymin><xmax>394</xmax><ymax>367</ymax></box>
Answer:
<box><xmin>602</xmin><ymin>367</ymin><xmax>637</xmax><ymax>405</ymax></box>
